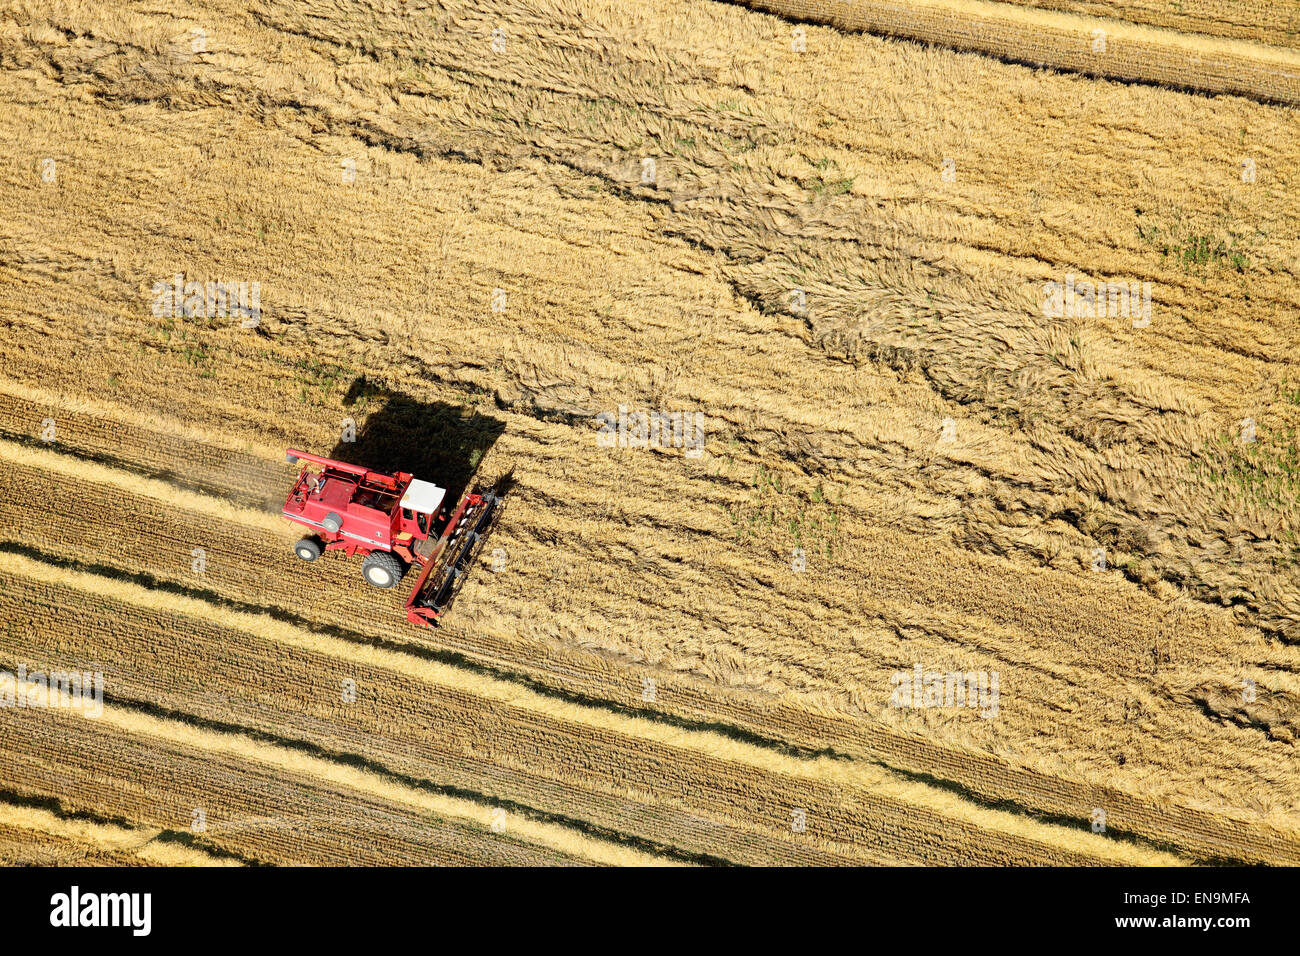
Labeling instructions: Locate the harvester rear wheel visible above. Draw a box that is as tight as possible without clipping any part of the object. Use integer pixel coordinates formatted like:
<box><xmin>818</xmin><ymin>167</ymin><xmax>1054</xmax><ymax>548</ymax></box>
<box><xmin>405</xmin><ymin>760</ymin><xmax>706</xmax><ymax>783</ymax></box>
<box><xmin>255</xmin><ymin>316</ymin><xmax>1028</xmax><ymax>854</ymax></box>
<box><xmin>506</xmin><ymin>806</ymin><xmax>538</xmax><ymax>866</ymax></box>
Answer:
<box><xmin>294</xmin><ymin>537</ymin><xmax>322</xmax><ymax>562</ymax></box>
<box><xmin>362</xmin><ymin>551</ymin><xmax>403</xmax><ymax>589</ymax></box>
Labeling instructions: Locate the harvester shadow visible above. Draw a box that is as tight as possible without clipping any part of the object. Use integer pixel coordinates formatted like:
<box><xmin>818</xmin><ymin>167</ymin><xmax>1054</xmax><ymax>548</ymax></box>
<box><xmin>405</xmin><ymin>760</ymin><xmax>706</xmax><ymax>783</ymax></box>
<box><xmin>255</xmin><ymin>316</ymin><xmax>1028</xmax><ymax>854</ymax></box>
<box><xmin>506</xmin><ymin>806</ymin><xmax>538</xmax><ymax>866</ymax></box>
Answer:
<box><xmin>326</xmin><ymin>379</ymin><xmax>512</xmax><ymax>620</ymax></box>
<box><xmin>331</xmin><ymin>378</ymin><xmax>508</xmax><ymax>506</ymax></box>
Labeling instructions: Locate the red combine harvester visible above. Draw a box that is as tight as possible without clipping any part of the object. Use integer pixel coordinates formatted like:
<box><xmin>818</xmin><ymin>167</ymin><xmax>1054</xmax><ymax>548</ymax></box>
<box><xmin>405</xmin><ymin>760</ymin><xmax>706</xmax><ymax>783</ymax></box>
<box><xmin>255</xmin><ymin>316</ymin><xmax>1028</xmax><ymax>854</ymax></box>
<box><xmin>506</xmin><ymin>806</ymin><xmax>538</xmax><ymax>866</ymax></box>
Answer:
<box><xmin>281</xmin><ymin>449</ymin><xmax>500</xmax><ymax>626</ymax></box>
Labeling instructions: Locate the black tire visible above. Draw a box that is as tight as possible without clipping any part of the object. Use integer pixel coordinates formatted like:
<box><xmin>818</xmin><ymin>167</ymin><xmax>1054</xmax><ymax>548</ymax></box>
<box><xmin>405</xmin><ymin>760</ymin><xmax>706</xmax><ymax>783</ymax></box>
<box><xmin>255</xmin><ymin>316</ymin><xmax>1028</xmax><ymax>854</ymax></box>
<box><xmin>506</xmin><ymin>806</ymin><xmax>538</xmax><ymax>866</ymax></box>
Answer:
<box><xmin>362</xmin><ymin>551</ymin><xmax>404</xmax><ymax>589</ymax></box>
<box><xmin>294</xmin><ymin>537</ymin><xmax>322</xmax><ymax>562</ymax></box>
<box><xmin>322</xmin><ymin>512</ymin><xmax>343</xmax><ymax>534</ymax></box>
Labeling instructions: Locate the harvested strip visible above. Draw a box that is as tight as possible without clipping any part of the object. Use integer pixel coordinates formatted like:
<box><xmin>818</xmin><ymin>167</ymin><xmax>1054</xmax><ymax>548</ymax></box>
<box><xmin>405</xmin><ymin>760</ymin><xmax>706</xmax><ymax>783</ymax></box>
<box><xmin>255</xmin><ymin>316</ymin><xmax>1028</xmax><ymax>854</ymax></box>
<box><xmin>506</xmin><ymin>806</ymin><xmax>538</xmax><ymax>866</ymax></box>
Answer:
<box><xmin>0</xmin><ymin>800</ymin><xmax>236</xmax><ymax>866</ymax></box>
<box><xmin>0</xmin><ymin>709</ymin><xmax>591</xmax><ymax>866</ymax></box>
<box><xmin>0</xmin><ymin>379</ymin><xmax>285</xmax><ymax>506</ymax></box>
<box><xmin>734</xmin><ymin>0</ymin><xmax>1300</xmax><ymax>105</ymax></box>
<box><xmin>1</xmin><ymin>574</ymin><xmax>851</xmax><ymax>865</ymax></box>
<box><xmin>989</xmin><ymin>0</ymin><xmax>1300</xmax><ymax>46</ymax></box>
<box><xmin>0</xmin><ymin>550</ymin><xmax>1187</xmax><ymax>865</ymax></box>
<box><xmin>0</xmin><ymin>437</ymin><xmax>285</xmax><ymax>535</ymax></box>
<box><xmin>0</xmin><ymin>377</ymin><xmax>285</xmax><ymax>460</ymax></box>
<box><xmin>1</xmin><ymin>684</ymin><xmax>669</xmax><ymax>867</ymax></box>
<box><xmin>0</xmin><ymin>567</ymin><xmax>1088</xmax><ymax>865</ymax></box>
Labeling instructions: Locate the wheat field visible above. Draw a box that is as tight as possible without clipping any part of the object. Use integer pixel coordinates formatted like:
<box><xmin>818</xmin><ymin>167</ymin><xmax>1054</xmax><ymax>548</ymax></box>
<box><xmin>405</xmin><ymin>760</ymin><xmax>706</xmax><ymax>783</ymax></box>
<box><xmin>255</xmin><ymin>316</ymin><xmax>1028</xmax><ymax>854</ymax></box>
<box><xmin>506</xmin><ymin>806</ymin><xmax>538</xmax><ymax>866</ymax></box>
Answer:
<box><xmin>0</xmin><ymin>0</ymin><xmax>1297</xmax><ymax>865</ymax></box>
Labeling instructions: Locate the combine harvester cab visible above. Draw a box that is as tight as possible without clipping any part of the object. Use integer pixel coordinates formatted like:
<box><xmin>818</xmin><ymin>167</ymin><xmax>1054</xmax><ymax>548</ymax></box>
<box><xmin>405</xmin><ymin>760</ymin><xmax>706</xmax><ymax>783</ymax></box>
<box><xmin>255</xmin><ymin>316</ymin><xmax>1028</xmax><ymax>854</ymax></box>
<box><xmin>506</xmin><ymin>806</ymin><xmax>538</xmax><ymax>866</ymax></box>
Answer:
<box><xmin>282</xmin><ymin>449</ymin><xmax>502</xmax><ymax>626</ymax></box>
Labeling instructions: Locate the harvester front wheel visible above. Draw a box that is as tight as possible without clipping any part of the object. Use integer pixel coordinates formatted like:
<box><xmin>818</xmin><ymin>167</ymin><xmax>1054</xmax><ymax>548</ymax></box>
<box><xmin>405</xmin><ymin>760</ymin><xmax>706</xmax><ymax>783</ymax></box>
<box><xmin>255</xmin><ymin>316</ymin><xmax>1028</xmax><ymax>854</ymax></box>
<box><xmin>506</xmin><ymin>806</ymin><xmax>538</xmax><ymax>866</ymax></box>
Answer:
<box><xmin>294</xmin><ymin>537</ymin><xmax>322</xmax><ymax>562</ymax></box>
<box><xmin>362</xmin><ymin>551</ymin><xmax>403</xmax><ymax>589</ymax></box>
